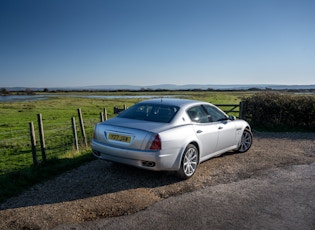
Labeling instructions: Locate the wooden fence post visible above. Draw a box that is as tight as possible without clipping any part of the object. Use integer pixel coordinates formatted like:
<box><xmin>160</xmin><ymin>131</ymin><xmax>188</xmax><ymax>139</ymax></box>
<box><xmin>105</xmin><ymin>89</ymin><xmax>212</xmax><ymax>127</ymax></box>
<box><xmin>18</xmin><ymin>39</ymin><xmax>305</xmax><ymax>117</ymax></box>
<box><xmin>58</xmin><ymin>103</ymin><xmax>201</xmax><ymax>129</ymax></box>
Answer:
<box><xmin>71</xmin><ymin>117</ymin><xmax>79</xmax><ymax>151</ymax></box>
<box><xmin>77</xmin><ymin>108</ymin><xmax>87</xmax><ymax>146</ymax></box>
<box><xmin>104</xmin><ymin>108</ymin><xmax>107</xmax><ymax>121</ymax></box>
<box><xmin>239</xmin><ymin>101</ymin><xmax>245</xmax><ymax>119</ymax></box>
<box><xmin>37</xmin><ymin>113</ymin><xmax>46</xmax><ymax>162</ymax></box>
<box><xmin>29</xmin><ymin>122</ymin><xmax>38</xmax><ymax>166</ymax></box>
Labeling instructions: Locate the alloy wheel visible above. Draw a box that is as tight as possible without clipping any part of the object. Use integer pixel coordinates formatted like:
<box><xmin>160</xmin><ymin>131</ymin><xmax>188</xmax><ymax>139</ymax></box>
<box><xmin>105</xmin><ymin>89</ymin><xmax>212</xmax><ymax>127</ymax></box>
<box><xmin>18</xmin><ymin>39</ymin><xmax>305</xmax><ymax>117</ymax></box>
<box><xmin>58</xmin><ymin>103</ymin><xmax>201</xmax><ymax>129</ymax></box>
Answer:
<box><xmin>238</xmin><ymin>129</ymin><xmax>253</xmax><ymax>153</ymax></box>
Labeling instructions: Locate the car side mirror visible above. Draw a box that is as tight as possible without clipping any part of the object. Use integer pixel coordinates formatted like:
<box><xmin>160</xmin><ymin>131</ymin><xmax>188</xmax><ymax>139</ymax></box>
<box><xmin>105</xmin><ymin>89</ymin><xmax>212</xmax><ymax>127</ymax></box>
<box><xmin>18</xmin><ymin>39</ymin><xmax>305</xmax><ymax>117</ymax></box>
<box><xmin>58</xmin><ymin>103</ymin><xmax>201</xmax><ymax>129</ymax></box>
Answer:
<box><xmin>229</xmin><ymin>116</ymin><xmax>236</xmax><ymax>121</ymax></box>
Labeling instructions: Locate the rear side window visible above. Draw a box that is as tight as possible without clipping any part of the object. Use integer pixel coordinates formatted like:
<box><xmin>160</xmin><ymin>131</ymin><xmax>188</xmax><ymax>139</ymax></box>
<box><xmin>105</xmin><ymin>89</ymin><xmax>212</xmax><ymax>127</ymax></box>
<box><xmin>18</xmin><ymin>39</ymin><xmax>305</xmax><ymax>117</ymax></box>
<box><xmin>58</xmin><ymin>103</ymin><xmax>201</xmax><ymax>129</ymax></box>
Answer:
<box><xmin>118</xmin><ymin>103</ymin><xmax>179</xmax><ymax>123</ymax></box>
<box><xmin>187</xmin><ymin>105</ymin><xmax>227</xmax><ymax>123</ymax></box>
<box><xmin>187</xmin><ymin>106</ymin><xmax>210</xmax><ymax>123</ymax></box>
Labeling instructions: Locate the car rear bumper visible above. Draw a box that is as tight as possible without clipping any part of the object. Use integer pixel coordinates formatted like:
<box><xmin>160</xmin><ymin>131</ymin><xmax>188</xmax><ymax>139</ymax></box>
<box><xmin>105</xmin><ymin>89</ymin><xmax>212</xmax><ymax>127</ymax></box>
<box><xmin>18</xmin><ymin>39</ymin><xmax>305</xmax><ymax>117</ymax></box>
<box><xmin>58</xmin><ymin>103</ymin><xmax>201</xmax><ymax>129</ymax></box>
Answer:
<box><xmin>91</xmin><ymin>140</ymin><xmax>181</xmax><ymax>171</ymax></box>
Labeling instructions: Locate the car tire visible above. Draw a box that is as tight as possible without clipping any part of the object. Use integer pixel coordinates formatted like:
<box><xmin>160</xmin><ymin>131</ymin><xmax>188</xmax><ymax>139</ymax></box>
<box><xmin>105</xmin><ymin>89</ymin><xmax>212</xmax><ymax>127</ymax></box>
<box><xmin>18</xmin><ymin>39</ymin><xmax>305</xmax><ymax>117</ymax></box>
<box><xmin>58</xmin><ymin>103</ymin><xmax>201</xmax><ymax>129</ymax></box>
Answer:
<box><xmin>237</xmin><ymin>129</ymin><xmax>253</xmax><ymax>153</ymax></box>
<box><xmin>177</xmin><ymin>144</ymin><xmax>199</xmax><ymax>179</ymax></box>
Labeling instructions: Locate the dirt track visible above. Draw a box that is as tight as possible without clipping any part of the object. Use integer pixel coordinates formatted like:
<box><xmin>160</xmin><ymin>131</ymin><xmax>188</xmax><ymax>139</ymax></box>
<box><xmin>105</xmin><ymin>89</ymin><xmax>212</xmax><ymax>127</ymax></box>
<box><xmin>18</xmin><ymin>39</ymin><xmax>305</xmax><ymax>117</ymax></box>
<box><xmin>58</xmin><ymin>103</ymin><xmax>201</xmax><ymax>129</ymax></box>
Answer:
<box><xmin>0</xmin><ymin>132</ymin><xmax>314</xmax><ymax>229</ymax></box>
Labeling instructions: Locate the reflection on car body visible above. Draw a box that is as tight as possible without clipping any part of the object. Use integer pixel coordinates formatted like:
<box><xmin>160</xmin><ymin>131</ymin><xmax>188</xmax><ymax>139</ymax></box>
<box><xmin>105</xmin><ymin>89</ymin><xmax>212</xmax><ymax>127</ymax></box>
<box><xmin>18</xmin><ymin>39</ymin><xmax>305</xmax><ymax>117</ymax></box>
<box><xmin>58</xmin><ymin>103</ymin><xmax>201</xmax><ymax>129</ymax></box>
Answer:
<box><xmin>92</xmin><ymin>98</ymin><xmax>252</xmax><ymax>179</ymax></box>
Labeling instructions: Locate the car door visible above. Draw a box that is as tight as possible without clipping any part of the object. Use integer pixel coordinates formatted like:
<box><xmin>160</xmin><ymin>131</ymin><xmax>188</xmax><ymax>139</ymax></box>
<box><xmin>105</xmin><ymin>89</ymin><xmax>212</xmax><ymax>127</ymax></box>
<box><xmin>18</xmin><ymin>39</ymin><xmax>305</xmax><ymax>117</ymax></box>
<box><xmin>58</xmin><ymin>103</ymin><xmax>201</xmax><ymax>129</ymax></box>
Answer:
<box><xmin>202</xmin><ymin>104</ymin><xmax>236</xmax><ymax>151</ymax></box>
<box><xmin>187</xmin><ymin>106</ymin><xmax>219</xmax><ymax>158</ymax></box>
<box><xmin>216</xmin><ymin>120</ymin><xmax>236</xmax><ymax>150</ymax></box>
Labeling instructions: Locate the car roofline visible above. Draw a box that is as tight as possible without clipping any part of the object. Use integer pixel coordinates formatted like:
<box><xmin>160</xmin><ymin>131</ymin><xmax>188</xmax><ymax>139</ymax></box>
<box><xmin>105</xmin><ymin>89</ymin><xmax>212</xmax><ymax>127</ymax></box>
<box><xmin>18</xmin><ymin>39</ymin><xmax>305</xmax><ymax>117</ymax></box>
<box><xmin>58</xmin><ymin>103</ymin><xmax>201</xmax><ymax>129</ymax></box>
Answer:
<box><xmin>137</xmin><ymin>98</ymin><xmax>208</xmax><ymax>107</ymax></box>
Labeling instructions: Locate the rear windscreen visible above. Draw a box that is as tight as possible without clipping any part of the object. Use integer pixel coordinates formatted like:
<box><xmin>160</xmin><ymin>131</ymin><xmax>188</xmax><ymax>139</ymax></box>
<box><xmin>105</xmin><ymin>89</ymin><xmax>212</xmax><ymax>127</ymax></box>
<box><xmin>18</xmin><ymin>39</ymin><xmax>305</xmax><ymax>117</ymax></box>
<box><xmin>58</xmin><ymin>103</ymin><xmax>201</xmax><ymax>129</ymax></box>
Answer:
<box><xmin>118</xmin><ymin>104</ymin><xmax>179</xmax><ymax>123</ymax></box>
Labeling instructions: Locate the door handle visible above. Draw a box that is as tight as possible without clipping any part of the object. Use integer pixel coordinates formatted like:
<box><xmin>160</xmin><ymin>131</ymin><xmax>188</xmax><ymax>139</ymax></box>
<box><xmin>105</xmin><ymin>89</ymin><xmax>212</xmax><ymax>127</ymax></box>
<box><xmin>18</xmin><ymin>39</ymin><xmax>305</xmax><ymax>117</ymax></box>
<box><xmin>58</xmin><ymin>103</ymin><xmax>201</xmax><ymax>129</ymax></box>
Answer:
<box><xmin>197</xmin><ymin>130</ymin><xmax>203</xmax><ymax>133</ymax></box>
<box><xmin>218</xmin><ymin>126</ymin><xmax>223</xmax><ymax>130</ymax></box>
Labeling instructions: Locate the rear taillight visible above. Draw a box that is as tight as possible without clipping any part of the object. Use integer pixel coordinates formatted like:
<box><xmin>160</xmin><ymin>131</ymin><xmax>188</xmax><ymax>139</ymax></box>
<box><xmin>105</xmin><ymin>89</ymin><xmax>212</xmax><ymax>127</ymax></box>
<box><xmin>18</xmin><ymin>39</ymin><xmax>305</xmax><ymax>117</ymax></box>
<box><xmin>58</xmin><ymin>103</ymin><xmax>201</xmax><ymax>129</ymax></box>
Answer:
<box><xmin>149</xmin><ymin>134</ymin><xmax>161</xmax><ymax>150</ymax></box>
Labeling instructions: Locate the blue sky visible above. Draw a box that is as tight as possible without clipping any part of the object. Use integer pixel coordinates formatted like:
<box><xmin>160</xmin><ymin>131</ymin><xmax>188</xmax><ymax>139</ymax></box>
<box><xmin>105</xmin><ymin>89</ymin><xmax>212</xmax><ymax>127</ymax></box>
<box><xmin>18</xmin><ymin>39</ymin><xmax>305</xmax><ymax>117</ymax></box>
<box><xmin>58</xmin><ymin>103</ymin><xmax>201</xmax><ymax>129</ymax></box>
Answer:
<box><xmin>0</xmin><ymin>0</ymin><xmax>314</xmax><ymax>88</ymax></box>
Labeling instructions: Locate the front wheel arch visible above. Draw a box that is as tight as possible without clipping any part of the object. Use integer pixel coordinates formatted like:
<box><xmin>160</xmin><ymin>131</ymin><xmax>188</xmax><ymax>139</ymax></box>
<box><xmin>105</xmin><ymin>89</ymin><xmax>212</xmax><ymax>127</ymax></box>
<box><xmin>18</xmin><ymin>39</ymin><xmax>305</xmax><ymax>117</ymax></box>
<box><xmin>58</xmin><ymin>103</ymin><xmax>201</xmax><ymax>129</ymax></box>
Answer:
<box><xmin>176</xmin><ymin>143</ymin><xmax>199</xmax><ymax>180</ymax></box>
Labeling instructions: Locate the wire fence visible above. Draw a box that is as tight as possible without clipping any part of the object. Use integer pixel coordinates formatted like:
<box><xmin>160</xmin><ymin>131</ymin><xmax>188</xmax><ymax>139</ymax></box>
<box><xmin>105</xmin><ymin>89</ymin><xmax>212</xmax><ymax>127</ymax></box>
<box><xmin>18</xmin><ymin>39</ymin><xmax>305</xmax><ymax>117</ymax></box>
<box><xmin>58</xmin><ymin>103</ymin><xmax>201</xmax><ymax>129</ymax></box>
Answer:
<box><xmin>0</xmin><ymin>112</ymin><xmax>100</xmax><ymax>175</ymax></box>
<box><xmin>0</xmin><ymin>128</ymin><xmax>34</xmax><ymax>174</ymax></box>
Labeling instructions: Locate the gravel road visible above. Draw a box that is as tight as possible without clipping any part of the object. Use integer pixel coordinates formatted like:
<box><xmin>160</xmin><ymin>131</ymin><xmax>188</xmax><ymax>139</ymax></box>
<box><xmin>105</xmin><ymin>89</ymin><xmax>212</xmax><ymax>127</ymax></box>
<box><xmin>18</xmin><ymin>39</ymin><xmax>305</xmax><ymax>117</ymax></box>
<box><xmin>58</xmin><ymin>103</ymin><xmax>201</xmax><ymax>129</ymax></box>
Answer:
<box><xmin>0</xmin><ymin>132</ymin><xmax>314</xmax><ymax>229</ymax></box>
<box><xmin>55</xmin><ymin>163</ymin><xmax>315</xmax><ymax>230</ymax></box>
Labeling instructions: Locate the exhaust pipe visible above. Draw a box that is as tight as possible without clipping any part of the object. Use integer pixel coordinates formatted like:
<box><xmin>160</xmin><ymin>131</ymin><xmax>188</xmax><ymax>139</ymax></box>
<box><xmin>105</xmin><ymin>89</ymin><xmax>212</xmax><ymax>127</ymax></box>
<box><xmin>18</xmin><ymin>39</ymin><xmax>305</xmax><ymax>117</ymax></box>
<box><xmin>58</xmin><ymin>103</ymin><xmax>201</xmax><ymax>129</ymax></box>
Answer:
<box><xmin>142</xmin><ymin>161</ymin><xmax>156</xmax><ymax>167</ymax></box>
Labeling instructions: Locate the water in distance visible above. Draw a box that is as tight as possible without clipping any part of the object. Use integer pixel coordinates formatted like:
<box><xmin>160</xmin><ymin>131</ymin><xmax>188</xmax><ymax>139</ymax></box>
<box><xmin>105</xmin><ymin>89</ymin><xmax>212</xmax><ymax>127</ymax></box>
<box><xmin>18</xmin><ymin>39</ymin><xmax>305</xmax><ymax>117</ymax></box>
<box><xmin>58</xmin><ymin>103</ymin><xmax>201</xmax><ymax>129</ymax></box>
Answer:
<box><xmin>0</xmin><ymin>94</ymin><xmax>170</xmax><ymax>102</ymax></box>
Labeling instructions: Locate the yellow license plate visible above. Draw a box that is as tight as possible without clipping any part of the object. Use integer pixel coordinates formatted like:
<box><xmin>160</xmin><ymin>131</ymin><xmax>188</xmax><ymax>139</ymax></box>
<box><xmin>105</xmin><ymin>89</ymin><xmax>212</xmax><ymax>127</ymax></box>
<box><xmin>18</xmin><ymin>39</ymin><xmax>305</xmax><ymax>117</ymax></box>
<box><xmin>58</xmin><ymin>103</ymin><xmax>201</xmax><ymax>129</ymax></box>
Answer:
<box><xmin>108</xmin><ymin>133</ymin><xmax>131</xmax><ymax>143</ymax></box>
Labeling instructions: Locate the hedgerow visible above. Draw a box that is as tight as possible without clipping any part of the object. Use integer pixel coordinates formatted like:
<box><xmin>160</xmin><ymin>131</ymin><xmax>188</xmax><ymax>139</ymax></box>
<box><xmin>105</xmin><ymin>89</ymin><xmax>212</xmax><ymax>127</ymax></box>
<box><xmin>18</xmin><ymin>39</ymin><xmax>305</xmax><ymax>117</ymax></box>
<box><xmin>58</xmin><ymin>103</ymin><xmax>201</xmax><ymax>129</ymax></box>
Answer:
<box><xmin>243</xmin><ymin>92</ymin><xmax>315</xmax><ymax>131</ymax></box>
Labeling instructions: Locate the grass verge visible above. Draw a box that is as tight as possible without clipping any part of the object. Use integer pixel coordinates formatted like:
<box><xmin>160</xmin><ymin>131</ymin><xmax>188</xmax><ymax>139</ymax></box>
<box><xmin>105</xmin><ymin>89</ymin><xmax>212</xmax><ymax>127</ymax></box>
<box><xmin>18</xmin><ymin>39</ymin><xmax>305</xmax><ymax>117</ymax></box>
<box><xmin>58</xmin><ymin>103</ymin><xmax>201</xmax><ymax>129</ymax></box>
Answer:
<box><xmin>0</xmin><ymin>149</ymin><xmax>94</xmax><ymax>204</ymax></box>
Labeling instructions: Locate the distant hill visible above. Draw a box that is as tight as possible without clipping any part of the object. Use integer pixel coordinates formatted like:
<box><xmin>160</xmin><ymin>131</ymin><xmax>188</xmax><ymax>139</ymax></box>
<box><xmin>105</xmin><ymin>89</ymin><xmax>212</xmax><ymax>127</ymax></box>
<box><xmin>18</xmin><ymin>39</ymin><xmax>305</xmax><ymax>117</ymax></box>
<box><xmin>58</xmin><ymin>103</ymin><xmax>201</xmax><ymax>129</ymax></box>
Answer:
<box><xmin>2</xmin><ymin>84</ymin><xmax>315</xmax><ymax>91</ymax></box>
<box><xmin>76</xmin><ymin>84</ymin><xmax>315</xmax><ymax>91</ymax></box>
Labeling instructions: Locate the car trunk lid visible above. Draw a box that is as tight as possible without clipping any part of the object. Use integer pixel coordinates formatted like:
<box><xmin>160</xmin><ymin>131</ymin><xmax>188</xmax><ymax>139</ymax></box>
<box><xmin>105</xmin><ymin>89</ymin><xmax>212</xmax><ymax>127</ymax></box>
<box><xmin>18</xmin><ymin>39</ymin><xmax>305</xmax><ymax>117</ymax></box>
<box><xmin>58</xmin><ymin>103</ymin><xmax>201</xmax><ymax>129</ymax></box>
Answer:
<box><xmin>94</xmin><ymin>118</ymin><xmax>169</xmax><ymax>150</ymax></box>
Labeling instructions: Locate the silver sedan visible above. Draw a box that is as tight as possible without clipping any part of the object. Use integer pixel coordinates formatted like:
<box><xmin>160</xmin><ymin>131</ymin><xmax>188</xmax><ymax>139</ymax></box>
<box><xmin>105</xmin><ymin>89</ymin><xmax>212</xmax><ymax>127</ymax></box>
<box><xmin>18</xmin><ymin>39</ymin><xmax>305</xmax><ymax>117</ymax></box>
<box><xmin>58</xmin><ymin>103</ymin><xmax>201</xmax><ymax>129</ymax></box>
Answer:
<box><xmin>92</xmin><ymin>98</ymin><xmax>252</xmax><ymax>179</ymax></box>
